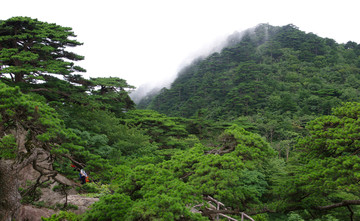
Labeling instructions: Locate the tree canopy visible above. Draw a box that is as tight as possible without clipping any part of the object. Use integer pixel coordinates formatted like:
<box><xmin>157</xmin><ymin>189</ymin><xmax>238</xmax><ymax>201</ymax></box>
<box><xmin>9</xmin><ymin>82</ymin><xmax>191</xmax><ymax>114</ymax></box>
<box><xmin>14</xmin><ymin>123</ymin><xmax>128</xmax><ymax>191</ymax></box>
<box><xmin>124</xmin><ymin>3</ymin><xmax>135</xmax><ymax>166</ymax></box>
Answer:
<box><xmin>0</xmin><ymin>16</ymin><xmax>85</xmax><ymax>83</ymax></box>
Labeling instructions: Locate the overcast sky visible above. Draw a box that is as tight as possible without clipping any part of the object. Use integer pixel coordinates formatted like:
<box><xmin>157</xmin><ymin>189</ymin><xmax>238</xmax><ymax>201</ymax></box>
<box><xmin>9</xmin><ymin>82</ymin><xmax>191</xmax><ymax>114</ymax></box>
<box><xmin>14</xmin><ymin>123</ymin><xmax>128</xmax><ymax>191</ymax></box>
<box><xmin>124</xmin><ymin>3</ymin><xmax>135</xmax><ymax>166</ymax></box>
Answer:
<box><xmin>2</xmin><ymin>0</ymin><xmax>360</xmax><ymax>90</ymax></box>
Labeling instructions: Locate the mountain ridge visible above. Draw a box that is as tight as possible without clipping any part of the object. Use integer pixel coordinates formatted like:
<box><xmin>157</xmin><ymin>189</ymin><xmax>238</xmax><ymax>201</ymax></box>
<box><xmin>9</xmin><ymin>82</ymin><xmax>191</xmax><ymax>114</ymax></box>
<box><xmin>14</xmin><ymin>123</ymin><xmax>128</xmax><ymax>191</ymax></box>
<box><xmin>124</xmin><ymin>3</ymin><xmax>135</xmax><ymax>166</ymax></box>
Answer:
<box><xmin>138</xmin><ymin>23</ymin><xmax>360</xmax><ymax>122</ymax></box>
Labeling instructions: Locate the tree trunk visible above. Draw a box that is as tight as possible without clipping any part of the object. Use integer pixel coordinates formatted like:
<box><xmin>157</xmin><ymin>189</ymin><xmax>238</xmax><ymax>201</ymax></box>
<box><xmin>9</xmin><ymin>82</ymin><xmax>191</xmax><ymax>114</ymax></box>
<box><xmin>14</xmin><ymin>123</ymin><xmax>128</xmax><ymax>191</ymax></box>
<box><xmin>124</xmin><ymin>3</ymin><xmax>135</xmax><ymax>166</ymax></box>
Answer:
<box><xmin>0</xmin><ymin>160</ymin><xmax>21</xmax><ymax>221</ymax></box>
<box><xmin>14</xmin><ymin>73</ymin><xmax>24</xmax><ymax>83</ymax></box>
<box><xmin>0</xmin><ymin>148</ymin><xmax>49</xmax><ymax>220</ymax></box>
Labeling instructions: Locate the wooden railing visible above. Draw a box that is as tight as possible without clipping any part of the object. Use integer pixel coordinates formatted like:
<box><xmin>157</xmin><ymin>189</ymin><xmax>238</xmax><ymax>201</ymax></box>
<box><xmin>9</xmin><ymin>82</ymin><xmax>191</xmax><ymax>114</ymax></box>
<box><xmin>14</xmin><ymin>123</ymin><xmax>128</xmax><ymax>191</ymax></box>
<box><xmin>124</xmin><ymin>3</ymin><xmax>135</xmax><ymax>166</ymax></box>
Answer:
<box><xmin>191</xmin><ymin>196</ymin><xmax>254</xmax><ymax>221</ymax></box>
<box><xmin>240</xmin><ymin>212</ymin><xmax>254</xmax><ymax>221</ymax></box>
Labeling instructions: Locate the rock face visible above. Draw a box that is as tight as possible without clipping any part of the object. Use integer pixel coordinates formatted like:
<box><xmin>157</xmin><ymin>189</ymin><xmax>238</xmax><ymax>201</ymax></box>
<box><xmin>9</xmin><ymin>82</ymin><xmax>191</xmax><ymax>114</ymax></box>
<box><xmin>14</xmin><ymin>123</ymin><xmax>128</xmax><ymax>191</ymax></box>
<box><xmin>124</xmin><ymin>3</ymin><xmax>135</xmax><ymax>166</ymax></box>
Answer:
<box><xmin>1</xmin><ymin>157</ymin><xmax>98</xmax><ymax>221</ymax></box>
<box><xmin>59</xmin><ymin>195</ymin><xmax>99</xmax><ymax>214</ymax></box>
<box><xmin>18</xmin><ymin>205</ymin><xmax>56</xmax><ymax>221</ymax></box>
<box><xmin>16</xmin><ymin>195</ymin><xmax>99</xmax><ymax>221</ymax></box>
<box><xmin>0</xmin><ymin>148</ymin><xmax>55</xmax><ymax>220</ymax></box>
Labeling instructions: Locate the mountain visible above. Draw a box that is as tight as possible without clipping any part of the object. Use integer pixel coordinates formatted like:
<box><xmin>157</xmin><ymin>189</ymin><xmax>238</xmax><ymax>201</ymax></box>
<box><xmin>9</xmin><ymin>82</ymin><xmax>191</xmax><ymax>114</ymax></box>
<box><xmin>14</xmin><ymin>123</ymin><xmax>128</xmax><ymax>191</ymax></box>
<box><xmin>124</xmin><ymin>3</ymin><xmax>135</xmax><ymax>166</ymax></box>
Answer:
<box><xmin>138</xmin><ymin>24</ymin><xmax>360</xmax><ymax>121</ymax></box>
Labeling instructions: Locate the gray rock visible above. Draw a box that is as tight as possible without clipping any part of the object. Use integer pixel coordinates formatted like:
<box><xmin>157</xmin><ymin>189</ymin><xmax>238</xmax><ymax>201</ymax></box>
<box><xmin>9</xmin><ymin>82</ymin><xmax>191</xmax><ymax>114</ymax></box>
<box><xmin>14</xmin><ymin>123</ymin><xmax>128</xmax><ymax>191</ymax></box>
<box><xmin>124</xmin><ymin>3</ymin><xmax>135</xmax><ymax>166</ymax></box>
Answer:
<box><xmin>18</xmin><ymin>205</ymin><xmax>55</xmax><ymax>221</ymax></box>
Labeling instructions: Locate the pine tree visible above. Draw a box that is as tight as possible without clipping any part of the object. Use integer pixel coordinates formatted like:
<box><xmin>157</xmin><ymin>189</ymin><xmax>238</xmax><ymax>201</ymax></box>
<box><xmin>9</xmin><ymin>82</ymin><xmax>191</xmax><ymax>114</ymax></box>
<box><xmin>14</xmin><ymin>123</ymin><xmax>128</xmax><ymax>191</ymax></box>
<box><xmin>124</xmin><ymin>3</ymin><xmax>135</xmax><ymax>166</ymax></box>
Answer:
<box><xmin>0</xmin><ymin>16</ymin><xmax>85</xmax><ymax>83</ymax></box>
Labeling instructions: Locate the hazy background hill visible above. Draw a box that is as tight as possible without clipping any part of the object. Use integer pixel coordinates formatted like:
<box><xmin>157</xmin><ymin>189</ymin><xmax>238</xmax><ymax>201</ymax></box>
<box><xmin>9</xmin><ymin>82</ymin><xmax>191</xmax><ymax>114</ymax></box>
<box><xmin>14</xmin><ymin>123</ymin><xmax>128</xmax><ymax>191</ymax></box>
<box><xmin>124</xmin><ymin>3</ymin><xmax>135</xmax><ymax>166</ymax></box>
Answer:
<box><xmin>137</xmin><ymin>24</ymin><xmax>360</xmax><ymax>122</ymax></box>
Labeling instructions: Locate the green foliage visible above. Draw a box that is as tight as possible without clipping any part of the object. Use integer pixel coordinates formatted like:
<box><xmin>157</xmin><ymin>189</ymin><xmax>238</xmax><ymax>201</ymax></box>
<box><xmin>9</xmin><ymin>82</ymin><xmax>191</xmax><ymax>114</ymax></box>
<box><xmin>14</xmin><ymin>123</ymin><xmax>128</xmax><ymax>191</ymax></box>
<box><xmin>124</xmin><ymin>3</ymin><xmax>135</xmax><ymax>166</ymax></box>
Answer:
<box><xmin>89</xmin><ymin>77</ymin><xmax>135</xmax><ymax>116</ymax></box>
<box><xmin>141</xmin><ymin>24</ymin><xmax>360</xmax><ymax>147</ymax></box>
<box><xmin>0</xmin><ymin>16</ymin><xmax>85</xmax><ymax>83</ymax></box>
<box><xmin>97</xmin><ymin>161</ymin><xmax>207</xmax><ymax>220</ymax></box>
<box><xmin>85</xmin><ymin>126</ymin><xmax>276</xmax><ymax>220</ymax></box>
<box><xmin>19</xmin><ymin>180</ymin><xmax>44</xmax><ymax>204</ymax></box>
<box><xmin>79</xmin><ymin>183</ymin><xmax>111</xmax><ymax>198</ymax></box>
<box><xmin>279</xmin><ymin>103</ymin><xmax>360</xmax><ymax>220</ymax></box>
<box><xmin>224</xmin><ymin>125</ymin><xmax>276</xmax><ymax>164</ymax></box>
<box><xmin>122</xmin><ymin>109</ymin><xmax>190</xmax><ymax>149</ymax></box>
<box><xmin>41</xmin><ymin>211</ymin><xmax>79</xmax><ymax>221</ymax></box>
<box><xmin>83</xmin><ymin>193</ymin><xmax>134</xmax><ymax>220</ymax></box>
<box><xmin>0</xmin><ymin>134</ymin><xmax>16</xmax><ymax>159</ymax></box>
<box><xmin>298</xmin><ymin>102</ymin><xmax>360</xmax><ymax>191</ymax></box>
<box><xmin>55</xmin><ymin>203</ymin><xmax>78</xmax><ymax>211</ymax></box>
<box><xmin>0</xmin><ymin>82</ymin><xmax>71</xmax><ymax>154</ymax></box>
<box><xmin>58</xmin><ymin>142</ymin><xmax>113</xmax><ymax>181</ymax></box>
<box><xmin>287</xmin><ymin>212</ymin><xmax>305</xmax><ymax>221</ymax></box>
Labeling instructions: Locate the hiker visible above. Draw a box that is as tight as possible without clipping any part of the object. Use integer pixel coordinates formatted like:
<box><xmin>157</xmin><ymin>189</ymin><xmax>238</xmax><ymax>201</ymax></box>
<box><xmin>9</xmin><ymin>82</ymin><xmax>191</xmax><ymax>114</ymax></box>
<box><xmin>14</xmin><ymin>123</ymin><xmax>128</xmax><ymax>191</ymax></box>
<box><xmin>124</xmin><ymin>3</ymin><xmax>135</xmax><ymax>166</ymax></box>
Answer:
<box><xmin>80</xmin><ymin>169</ymin><xmax>87</xmax><ymax>184</ymax></box>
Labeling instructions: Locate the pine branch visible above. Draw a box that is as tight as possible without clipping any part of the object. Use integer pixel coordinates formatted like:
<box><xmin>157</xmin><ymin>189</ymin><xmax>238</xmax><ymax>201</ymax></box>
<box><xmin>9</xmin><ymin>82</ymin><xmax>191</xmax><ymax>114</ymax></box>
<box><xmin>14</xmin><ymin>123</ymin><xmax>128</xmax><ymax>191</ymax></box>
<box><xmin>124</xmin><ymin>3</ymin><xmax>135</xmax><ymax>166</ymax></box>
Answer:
<box><xmin>315</xmin><ymin>200</ymin><xmax>360</xmax><ymax>210</ymax></box>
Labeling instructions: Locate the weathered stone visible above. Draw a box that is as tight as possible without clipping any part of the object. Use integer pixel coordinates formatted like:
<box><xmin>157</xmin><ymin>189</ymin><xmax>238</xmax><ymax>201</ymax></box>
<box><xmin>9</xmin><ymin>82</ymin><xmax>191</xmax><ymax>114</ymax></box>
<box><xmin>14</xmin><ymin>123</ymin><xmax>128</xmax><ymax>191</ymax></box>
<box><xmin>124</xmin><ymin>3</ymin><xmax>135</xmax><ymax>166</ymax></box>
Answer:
<box><xmin>18</xmin><ymin>205</ymin><xmax>55</xmax><ymax>221</ymax></box>
<box><xmin>54</xmin><ymin>174</ymin><xmax>76</xmax><ymax>187</ymax></box>
<box><xmin>18</xmin><ymin>164</ymin><xmax>41</xmax><ymax>188</ymax></box>
<box><xmin>59</xmin><ymin>195</ymin><xmax>99</xmax><ymax>214</ymax></box>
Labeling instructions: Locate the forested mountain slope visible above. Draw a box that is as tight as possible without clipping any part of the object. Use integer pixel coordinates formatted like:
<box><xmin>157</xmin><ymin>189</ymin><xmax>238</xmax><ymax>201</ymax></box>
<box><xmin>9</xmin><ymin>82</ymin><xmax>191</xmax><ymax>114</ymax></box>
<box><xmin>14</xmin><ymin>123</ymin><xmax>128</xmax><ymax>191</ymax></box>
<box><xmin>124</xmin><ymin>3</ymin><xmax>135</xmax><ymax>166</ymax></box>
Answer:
<box><xmin>140</xmin><ymin>24</ymin><xmax>360</xmax><ymax>121</ymax></box>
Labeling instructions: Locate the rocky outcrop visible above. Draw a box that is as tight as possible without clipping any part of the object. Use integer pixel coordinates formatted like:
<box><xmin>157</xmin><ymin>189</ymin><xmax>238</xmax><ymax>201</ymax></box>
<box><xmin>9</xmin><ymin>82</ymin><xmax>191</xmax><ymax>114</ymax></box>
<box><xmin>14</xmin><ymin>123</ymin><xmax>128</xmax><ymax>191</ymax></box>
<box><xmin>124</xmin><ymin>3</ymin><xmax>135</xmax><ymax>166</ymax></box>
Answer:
<box><xmin>1</xmin><ymin>154</ymin><xmax>97</xmax><ymax>221</ymax></box>
<box><xmin>19</xmin><ymin>164</ymin><xmax>98</xmax><ymax>220</ymax></box>
<box><xmin>18</xmin><ymin>205</ymin><xmax>55</xmax><ymax>221</ymax></box>
<box><xmin>16</xmin><ymin>194</ymin><xmax>99</xmax><ymax>220</ymax></box>
<box><xmin>59</xmin><ymin>195</ymin><xmax>99</xmax><ymax>214</ymax></box>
